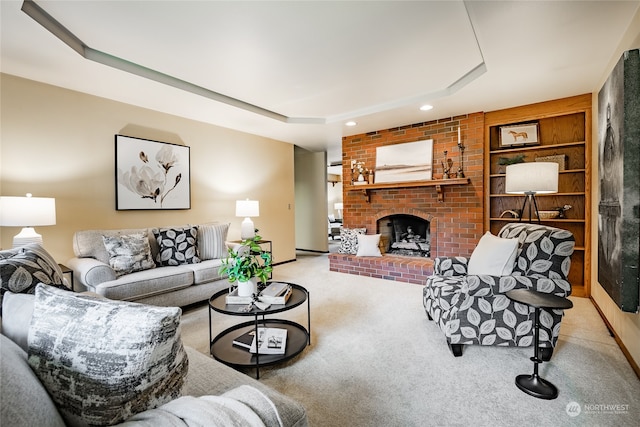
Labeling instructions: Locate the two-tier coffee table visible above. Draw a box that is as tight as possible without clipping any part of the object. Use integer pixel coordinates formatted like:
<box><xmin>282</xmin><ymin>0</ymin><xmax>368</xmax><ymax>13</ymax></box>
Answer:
<box><xmin>208</xmin><ymin>281</ymin><xmax>310</xmax><ymax>379</ymax></box>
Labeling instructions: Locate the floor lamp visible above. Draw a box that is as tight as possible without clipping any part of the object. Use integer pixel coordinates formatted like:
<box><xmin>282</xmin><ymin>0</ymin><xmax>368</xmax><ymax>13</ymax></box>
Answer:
<box><xmin>505</xmin><ymin>163</ymin><xmax>558</xmax><ymax>223</ymax></box>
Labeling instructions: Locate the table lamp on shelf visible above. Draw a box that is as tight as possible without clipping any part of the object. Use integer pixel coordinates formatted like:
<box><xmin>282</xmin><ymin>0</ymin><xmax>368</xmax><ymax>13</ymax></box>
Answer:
<box><xmin>505</xmin><ymin>162</ymin><xmax>558</xmax><ymax>223</ymax></box>
<box><xmin>236</xmin><ymin>199</ymin><xmax>259</xmax><ymax>240</ymax></box>
<box><xmin>0</xmin><ymin>193</ymin><xmax>56</xmax><ymax>247</ymax></box>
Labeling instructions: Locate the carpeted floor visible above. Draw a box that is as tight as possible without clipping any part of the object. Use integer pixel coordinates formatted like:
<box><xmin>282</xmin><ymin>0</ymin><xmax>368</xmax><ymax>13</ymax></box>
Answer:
<box><xmin>180</xmin><ymin>251</ymin><xmax>640</xmax><ymax>427</ymax></box>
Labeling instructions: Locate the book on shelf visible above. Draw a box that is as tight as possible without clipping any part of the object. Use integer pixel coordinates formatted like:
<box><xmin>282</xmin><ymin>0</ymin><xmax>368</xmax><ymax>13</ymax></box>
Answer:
<box><xmin>249</xmin><ymin>327</ymin><xmax>287</xmax><ymax>354</ymax></box>
<box><xmin>232</xmin><ymin>329</ymin><xmax>256</xmax><ymax>350</ymax></box>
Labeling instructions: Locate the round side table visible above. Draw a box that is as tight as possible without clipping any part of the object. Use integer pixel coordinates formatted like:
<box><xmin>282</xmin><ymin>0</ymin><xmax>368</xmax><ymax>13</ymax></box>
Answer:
<box><xmin>505</xmin><ymin>288</ymin><xmax>573</xmax><ymax>400</ymax></box>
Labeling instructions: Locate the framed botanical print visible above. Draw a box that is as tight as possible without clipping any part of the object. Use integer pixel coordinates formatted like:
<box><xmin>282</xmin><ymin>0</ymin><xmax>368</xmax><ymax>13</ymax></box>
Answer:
<box><xmin>115</xmin><ymin>135</ymin><xmax>191</xmax><ymax>210</ymax></box>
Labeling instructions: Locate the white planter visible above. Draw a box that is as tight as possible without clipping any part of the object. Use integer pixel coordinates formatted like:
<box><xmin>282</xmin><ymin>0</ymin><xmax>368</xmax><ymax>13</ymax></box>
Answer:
<box><xmin>237</xmin><ymin>277</ymin><xmax>258</xmax><ymax>297</ymax></box>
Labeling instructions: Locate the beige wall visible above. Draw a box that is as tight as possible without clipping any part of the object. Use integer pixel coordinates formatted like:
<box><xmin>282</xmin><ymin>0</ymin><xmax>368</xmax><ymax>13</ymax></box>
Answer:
<box><xmin>590</xmin><ymin>9</ymin><xmax>640</xmax><ymax>372</ymax></box>
<box><xmin>0</xmin><ymin>74</ymin><xmax>296</xmax><ymax>264</ymax></box>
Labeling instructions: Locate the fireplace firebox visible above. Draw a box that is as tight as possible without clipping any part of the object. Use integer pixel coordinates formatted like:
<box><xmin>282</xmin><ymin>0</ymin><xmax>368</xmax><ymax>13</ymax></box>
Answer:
<box><xmin>377</xmin><ymin>214</ymin><xmax>430</xmax><ymax>257</ymax></box>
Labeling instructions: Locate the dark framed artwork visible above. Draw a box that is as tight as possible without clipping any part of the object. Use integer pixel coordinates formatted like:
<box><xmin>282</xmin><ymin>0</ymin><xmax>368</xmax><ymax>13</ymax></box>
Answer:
<box><xmin>597</xmin><ymin>48</ymin><xmax>639</xmax><ymax>313</ymax></box>
<box><xmin>115</xmin><ymin>135</ymin><xmax>191</xmax><ymax>210</ymax></box>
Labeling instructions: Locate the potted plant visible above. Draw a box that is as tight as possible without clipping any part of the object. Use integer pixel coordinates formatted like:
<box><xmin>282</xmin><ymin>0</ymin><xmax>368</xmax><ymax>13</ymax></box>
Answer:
<box><xmin>219</xmin><ymin>232</ymin><xmax>272</xmax><ymax>296</ymax></box>
<box><xmin>497</xmin><ymin>154</ymin><xmax>526</xmax><ymax>174</ymax></box>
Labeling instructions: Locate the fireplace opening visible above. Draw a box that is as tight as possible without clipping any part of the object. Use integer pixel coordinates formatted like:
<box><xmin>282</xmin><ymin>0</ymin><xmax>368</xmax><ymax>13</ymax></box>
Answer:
<box><xmin>377</xmin><ymin>214</ymin><xmax>430</xmax><ymax>257</ymax></box>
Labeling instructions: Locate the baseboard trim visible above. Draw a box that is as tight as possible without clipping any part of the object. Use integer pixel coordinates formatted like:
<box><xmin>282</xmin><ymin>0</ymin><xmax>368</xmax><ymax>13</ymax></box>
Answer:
<box><xmin>273</xmin><ymin>258</ymin><xmax>297</xmax><ymax>266</ymax></box>
<box><xmin>295</xmin><ymin>248</ymin><xmax>329</xmax><ymax>254</ymax></box>
<box><xmin>590</xmin><ymin>296</ymin><xmax>640</xmax><ymax>380</ymax></box>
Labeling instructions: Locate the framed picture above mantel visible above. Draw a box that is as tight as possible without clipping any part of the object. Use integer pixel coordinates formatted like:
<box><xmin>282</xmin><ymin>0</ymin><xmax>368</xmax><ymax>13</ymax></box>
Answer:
<box><xmin>374</xmin><ymin>139</ymin><xmax>434</xmax><ymax>183</ymax></box>
<box><xmin>115</xmin><ymin>135</ymin><xmax>191</xmax><ymax>210</ymax></box>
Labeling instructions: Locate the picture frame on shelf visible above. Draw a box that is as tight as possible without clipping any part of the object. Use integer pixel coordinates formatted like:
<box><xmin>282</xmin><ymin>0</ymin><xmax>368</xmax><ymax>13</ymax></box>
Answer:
<box><xmin>115</xmin><ymin>135</ymin><xmax>191</xmax><ymax>210</ymax></box>
<box><xmin>499</xmin><ymin>122</ymin><xmax>540</xmax><ymax>148</ymax></box>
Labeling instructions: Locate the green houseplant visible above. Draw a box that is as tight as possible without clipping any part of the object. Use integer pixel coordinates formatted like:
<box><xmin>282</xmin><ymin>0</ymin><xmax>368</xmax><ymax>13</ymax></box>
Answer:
<box><xmin>219</xmin><ymin>232</ymin><xmax>272</xmax><ymax>296</ymax></box>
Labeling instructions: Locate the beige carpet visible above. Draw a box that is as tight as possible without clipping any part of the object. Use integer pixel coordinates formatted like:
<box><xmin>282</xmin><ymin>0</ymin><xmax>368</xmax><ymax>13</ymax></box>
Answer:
<box><xmin>180</xmin><ymin>251</ymin><xmax>640</xmax><ymax>427</ymax></box>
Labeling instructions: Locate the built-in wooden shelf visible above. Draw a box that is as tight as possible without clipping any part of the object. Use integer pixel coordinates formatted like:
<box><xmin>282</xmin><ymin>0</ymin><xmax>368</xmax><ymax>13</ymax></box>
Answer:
<box><xmin>484</xmin><ymin>94</ymin><xmax>591</xmax><ymax>295</ymax></box>
<box><xmin>347</xmin><ymin>177</ymin><xmax>470</xmax><ymax>202</ymax></box>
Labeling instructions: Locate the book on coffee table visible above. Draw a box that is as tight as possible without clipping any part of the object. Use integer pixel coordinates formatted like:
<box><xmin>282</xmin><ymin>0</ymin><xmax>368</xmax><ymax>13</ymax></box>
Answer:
<box><xmin>249</xmin><ymin>327</ymin><xmax>287</xmax><ymax>354</ymax></box>
<box><xmin>259</xmin><ymin>283</ymin><xmax>292</xmax><ymax>305</ymax></box>
<box><xmin>232</xmin><ymin>330</ymin><xmax>256</xmax><ymax>350</ymax></box>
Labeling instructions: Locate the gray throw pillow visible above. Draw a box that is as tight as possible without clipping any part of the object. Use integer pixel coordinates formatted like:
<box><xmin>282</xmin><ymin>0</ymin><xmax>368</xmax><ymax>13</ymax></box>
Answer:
<box><xmin>101</xmin><ymin>232</ymin><xmax>156</xmax><ymax>277</ymax></box>
<box><xmin>27</xmin><ymin>284</ymin><xmax>188</xmax><ymax>426</ymax></box>
<box><xmin>197</xmin><ymin>223</ymin><xmax>230</xmax><ymax>260</ymax></box>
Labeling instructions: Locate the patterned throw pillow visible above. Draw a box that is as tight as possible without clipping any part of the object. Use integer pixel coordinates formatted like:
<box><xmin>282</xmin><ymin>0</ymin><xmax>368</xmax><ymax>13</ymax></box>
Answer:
<box><xmin>197</xmin><ymin>223</ymin><xmax>230</xmax><ymax>260</ymax></box>
<box><xmin>0</xmin><ymin>243</ymin><xmax>67</xmax><ymax>309</ymax></box>
<box><xmin>338</xmin><ymin>228</ymin><xmax>367</xmax><ymax>254</ymax></box>
<box><xmin>102</xmin><ymin>233</ymin><xmax>156</xmax><ymax>277</ymax></box>
<box><xmin>153</xmin><ymin>226</ymin><xmax>200</xmax><ymax>266</ymax></box>
<box><xmin>28</xmin><ymin>284</ymin><xmax>188</xmax><ymax>426</ymax></box>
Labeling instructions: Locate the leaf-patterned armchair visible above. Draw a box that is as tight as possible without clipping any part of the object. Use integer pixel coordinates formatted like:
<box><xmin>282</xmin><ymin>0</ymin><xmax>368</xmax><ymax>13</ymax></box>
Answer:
<box><xmin>423</xmin><ymin>223</ymin><xmax>574</xmax><ymax>360</ymax></box>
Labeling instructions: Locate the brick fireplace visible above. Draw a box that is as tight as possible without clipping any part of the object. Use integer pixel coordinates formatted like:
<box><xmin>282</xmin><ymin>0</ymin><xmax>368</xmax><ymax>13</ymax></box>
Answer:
<box><xmin>329</xmin><ymin>113</ymin><xmax>485</xmax><ymax>284</ymax></box>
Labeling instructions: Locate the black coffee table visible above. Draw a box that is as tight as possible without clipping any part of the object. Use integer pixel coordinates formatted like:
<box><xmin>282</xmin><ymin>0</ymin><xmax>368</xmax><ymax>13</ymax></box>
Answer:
<box><xmin>506</xmin><ymin>288</ymin><xmax>573</xmax><ymax>400</ymax></box>
<box><xmin>208</xmin><ymin>281</ymin><xmax>310</xmax><ymax>379</ymax></box>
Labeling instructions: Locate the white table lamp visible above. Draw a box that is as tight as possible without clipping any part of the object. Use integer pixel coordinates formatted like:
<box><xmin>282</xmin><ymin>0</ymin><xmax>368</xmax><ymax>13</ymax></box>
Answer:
<box><xmin>334</xmin><ymin>202</ymin><xmax>343</xmax><ymax>219</ymax></box>
<box><xmin>505</xmin><ymin>162</ymin><xmax>558</xmax><ymax>223</ymax></box>
<box><xmin>236</xmin><ymin>199</ymin><xmax>259</xmax><ymax>240</ymax></box>
<box><xmin>0</xmin><ymin>194</ymin><xmax>56</xmax><ymax>247</ymax></box>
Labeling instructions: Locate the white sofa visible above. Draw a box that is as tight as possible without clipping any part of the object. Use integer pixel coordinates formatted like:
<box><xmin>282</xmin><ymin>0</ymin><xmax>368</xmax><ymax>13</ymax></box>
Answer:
<box><xmin>66</xmin><ymin>224</ymin><xmax>231</xmax><ymax>307</ymax></box>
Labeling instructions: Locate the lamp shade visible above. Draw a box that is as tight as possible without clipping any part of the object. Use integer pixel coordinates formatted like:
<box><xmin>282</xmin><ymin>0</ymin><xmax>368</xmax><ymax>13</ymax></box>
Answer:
<box><xmin>505</xmin><ymin>162</ymin><xmax>559</xmax><ymax>194</ymax></box>
<box><xmin>334</xmin><ymin>202</ymin><xmax>343</xmax><ymax>210</ymax></box>
<box><xmin>0</xmin><ymin>195</ymin><xmax>56</xmax><ymax>226</ymax></box>
<box><xmin>235</xmin><ymin>199</ymin><xmax>259</xmax><ymax>217</ymax></box>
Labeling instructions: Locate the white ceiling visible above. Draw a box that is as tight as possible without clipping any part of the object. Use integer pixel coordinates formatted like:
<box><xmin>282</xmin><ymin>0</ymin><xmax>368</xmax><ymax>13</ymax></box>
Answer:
<box><xmin>2</xmin><ymin>1</ymin><xmax>639</xmax><ymax>166</ymax></box>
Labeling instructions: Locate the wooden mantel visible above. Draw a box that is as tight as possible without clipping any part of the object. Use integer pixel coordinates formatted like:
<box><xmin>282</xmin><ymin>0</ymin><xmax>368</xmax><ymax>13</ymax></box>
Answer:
<box><xmin>347</xmin><ymin>178</ymin><xmax>470</xmax><ymax>202</ymax></box>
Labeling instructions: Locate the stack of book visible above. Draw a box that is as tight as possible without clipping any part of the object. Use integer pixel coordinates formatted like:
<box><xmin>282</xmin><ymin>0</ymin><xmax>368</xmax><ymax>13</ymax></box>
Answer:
<box><xmin>225</xmin><ymin>281</ymin><xmax>293</xmax><ymax>305</ymax></box>
<box><xmin>259</xmin><ymin>282</ymin><xmax>292</xmax><ymax>304</ymax></box>
<box><xmin>232</xmin><ymin>327</ymin><xmax>287</xmax><ymax>354</ymax></box>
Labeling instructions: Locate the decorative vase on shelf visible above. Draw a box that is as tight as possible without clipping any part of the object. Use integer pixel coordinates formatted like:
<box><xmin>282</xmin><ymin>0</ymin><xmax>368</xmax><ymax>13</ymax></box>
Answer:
<box><xmin>237</xmin><ymin>277</ymin><xmax>258</xmax><ymax>297</ymax></box>
<box><xmin>358</xmin><ymin>173</ymin><xmax>365</xmax><ymax>182</ymax></box>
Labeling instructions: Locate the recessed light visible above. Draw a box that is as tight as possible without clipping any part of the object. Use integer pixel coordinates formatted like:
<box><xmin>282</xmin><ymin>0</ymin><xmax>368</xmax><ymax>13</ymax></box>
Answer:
<box><xmin>420</xmin><ymin>105</ymin><xmax>433</xmax><ymax>111</ymax></box>
<box><xmin>345</xmin><ymin>121</ymin><xmax>357</xmax><ymax>127</ymax></box>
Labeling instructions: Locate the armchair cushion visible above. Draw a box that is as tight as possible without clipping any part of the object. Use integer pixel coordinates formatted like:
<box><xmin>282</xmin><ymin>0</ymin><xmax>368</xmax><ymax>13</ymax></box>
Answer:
<box><xmin>467</xmin><ymin>232</ymin><xmax>518</xmax><ymax>276</ymax></box>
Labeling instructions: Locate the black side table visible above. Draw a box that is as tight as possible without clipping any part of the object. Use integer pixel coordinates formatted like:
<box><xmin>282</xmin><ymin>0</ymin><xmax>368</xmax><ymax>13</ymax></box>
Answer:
<box><xmin>505</xmin><ymin>288</ymin><xmax>573</xmax><ymax>400</ymax></box>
